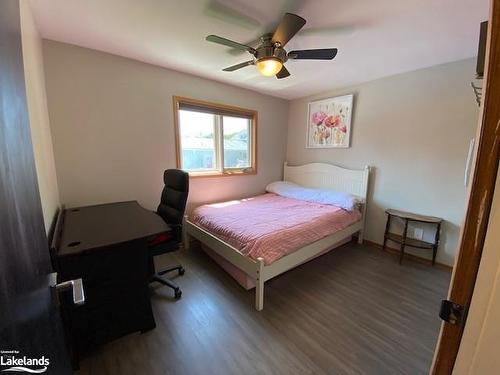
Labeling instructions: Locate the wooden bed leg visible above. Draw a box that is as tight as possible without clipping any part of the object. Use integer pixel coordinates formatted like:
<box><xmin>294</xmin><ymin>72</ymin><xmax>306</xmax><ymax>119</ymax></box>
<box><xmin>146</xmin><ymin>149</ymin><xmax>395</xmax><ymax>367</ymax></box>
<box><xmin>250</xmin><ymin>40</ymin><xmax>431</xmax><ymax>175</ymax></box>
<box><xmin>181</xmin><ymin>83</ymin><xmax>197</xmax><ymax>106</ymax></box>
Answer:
<box><xmin>183</xmin><ymin>216</ymin><xmax>191</xmax><ymax>251</ymax></box>
<box><xmin>255</xmin><ymin>257</ymin><xmax>264</xmax><ymax>311</ymax></box>
<box><xmin>357</xmin><ymin>229</ymin><xmax>364</xmax><ymax>244</ymax></box>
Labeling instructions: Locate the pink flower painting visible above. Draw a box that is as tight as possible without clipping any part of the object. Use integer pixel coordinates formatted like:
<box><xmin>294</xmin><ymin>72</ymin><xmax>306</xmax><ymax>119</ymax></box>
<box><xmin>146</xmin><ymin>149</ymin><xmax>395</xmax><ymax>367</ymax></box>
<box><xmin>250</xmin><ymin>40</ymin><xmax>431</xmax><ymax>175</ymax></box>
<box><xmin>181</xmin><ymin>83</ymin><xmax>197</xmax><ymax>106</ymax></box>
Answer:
<box><xmin>307</xmin><ymin>95</ymin><xmax>353</xmax><ymax>148</ymax></box>
<box><xmin>312</xmin><ymin>111</ymin><xmax>327</xmax><ymax>125</ymax></box>
<box><xmin>324</xmin><ymin>115</ymin><xmax>341</xmax><ymax>128</ymax></box>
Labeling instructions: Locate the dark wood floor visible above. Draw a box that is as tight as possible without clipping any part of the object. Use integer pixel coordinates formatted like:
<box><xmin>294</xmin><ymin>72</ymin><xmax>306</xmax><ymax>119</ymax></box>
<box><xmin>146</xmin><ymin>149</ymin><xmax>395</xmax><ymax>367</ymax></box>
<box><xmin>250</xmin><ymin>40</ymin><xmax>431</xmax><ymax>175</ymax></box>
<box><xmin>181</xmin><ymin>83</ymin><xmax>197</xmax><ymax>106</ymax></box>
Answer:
<box><xmin>76</xmin><ymin>242</ymin><xmax>450</xmax><ymax>375</ymax></box>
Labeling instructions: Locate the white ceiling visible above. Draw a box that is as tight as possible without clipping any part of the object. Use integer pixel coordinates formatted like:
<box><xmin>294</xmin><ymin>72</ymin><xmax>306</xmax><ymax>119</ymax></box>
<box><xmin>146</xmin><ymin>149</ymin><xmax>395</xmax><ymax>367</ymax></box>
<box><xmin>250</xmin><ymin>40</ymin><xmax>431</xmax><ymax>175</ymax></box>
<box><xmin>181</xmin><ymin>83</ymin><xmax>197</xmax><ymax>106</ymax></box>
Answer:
<box><xmin>30</xmin><ymin>0</ymin><xmax>489</xmax><ymax>100</ymax></box>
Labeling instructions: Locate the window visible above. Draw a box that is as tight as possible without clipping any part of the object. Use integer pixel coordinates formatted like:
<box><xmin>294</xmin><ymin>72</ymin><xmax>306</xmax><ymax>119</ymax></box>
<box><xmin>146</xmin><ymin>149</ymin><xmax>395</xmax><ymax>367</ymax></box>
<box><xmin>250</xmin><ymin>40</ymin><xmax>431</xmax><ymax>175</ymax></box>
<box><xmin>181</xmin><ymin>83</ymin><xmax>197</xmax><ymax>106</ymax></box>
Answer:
<box><xmin>173</xmin><ymin>96</ymin><xmax>257</xmax><ymax>177</ymax></box>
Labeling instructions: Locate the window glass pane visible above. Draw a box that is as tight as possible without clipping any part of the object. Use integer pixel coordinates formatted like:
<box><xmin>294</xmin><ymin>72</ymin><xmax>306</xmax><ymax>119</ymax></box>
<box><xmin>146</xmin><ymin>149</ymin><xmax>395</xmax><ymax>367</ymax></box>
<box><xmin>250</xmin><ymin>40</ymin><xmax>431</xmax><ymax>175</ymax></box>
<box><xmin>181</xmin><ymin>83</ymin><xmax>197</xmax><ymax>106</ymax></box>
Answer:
<box><xmin>179</xmin><ymin>110</ymin><xmax>216</xmax><ymax>171</ymax></box>
<box><xmin>223</xmin><ymin>116</ymin><xmax>250</xmax><ymax>169</ymax></box>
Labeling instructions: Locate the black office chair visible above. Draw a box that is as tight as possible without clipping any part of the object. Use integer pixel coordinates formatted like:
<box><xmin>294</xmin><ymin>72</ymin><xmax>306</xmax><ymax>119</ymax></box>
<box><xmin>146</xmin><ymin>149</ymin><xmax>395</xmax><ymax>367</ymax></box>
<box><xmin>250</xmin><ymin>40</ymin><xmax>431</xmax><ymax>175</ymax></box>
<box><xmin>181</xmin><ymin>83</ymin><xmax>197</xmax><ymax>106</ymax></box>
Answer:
<box><xmin>149</xmin><ymin>169</ymin><xmax>189</xmax><ymax>299</ymax></box>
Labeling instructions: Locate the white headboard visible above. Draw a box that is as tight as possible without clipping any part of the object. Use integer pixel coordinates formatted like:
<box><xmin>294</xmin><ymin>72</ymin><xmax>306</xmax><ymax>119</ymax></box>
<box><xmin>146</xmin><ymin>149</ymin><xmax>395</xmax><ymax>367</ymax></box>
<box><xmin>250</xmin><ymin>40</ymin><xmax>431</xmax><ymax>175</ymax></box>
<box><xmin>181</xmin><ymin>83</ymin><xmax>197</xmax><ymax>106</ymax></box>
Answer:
<box><xmin>283</xmin><ymin>162</ymin><xmax>371</xmax><ymax>202</ymax></box>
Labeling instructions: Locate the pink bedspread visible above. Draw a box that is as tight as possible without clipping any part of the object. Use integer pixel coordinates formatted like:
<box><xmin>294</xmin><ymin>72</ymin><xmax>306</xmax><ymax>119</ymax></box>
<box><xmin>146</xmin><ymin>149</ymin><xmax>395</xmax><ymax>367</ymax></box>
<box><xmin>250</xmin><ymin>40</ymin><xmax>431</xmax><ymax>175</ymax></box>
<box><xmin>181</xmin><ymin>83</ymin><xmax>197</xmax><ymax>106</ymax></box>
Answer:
<box><xmin>190</xmin><ymin>193</ymin><xmax>361</xmax><ymax>265</ymax></box>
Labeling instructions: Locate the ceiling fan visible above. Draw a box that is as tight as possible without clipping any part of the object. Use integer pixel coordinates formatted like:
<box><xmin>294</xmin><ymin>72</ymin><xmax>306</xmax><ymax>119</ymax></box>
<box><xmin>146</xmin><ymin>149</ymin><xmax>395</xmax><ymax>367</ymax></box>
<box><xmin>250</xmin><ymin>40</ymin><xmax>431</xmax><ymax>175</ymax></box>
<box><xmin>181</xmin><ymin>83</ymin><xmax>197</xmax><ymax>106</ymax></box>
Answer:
<box><xmin>206</xmin><ymin>13</ymin><xmax>338</xmax><ymax>79</ymax></box>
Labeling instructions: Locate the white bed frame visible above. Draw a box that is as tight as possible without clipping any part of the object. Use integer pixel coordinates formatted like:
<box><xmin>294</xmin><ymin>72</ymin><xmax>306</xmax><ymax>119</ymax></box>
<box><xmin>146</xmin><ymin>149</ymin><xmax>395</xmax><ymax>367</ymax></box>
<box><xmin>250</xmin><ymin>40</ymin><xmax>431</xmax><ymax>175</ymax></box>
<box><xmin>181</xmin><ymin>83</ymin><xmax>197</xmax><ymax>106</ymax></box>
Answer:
<box><xmin>184</xmin><ymin>162</ymin><xmax>371</xmax><ymax>311</ymax></box>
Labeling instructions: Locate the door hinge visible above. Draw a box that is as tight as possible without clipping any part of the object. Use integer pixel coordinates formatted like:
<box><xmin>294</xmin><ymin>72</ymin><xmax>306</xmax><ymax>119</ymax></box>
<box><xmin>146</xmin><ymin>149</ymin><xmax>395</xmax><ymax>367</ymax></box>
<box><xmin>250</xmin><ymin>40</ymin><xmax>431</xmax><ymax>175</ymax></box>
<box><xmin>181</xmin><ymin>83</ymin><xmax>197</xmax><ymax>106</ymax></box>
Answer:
<box><xmin>439</xmin><ymin>300</ymin><xmax>467</xmax><ymax>326</ymax></box>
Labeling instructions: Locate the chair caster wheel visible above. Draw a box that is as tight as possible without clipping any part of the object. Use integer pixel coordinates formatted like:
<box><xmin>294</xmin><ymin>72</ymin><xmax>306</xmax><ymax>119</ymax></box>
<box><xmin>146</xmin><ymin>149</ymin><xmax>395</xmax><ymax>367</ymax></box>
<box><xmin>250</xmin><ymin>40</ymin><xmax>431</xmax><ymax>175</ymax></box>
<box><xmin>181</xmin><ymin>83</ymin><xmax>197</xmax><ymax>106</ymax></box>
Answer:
<box><xmin>179</xmin><ymin>267</ymin><xmax>185</xmax><ymax>276</ymax></box>
<box><xmin>174</xmin><ymin>289</ymin><xmax>182</xmax><ymax>299</ymax></box>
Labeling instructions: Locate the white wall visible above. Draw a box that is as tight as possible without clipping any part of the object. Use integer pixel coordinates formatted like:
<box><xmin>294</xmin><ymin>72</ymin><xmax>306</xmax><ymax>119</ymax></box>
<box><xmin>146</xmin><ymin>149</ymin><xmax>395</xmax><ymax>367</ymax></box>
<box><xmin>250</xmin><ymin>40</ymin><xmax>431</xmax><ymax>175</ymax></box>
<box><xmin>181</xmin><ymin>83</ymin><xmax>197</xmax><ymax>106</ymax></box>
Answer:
<box><xmin>20</xmin><ymin>0</ymin><xmax>60</xmax><ymax>233</ymax></box>
<box><xmin>42</xmin><ymin>41</ymin><xmax>289</xmax><ymax>212</ymax></box>
<box><xmin>286</xmin><ymin>59</ymin><xmax>479</xmax><ymax>265</ymax></box>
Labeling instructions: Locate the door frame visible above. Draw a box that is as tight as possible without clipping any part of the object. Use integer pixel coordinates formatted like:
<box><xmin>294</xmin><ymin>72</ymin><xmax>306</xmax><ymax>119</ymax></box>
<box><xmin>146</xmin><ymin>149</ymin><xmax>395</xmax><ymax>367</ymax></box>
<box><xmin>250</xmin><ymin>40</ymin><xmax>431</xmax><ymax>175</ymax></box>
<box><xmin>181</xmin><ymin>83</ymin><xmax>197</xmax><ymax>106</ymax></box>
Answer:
<box><xmin>431</xmin><ymin>0</ymin><xmax>500</xmax><ymax>372</ymax></box>
<box><xmin>0</xmin><ymin>0</ymin><xmax>72</xmax><ymax>373</ymax></box>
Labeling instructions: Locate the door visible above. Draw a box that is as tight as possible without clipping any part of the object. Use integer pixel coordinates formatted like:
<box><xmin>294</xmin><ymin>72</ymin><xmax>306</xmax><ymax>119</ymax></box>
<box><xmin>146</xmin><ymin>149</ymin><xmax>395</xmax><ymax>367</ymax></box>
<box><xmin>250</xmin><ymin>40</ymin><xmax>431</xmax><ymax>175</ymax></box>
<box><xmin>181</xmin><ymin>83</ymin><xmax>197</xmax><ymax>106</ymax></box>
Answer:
<box><xmin>431</xmin><ymin>0</ymin><xmax>500</xmax><ymax>372</ymax></box>
<box><xmin>0</xmin><ymin>0</ymin><xmax>72</xmax><ymax>373</ymax></box>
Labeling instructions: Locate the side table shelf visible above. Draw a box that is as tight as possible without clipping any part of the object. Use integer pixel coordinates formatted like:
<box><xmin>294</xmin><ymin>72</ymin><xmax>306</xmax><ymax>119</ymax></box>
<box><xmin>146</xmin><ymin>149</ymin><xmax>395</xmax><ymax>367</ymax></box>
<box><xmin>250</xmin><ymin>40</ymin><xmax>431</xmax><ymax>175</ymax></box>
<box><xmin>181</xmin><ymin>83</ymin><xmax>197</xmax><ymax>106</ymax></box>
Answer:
<box><xmin>383</xmin><ymin>209</ymin><xmax>443</xmax><ymax>265</ymax></box>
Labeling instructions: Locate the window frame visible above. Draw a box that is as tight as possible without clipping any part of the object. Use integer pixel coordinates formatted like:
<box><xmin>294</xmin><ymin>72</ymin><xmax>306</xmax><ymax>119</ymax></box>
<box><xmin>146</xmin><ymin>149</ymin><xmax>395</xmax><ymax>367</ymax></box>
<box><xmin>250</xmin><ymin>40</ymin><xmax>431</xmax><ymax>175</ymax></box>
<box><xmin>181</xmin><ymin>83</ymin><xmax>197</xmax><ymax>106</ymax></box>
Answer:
<box><xmin>173</xmin><ymin>96</ymin><xmax>257</xmax><ymax>178</ymax></box>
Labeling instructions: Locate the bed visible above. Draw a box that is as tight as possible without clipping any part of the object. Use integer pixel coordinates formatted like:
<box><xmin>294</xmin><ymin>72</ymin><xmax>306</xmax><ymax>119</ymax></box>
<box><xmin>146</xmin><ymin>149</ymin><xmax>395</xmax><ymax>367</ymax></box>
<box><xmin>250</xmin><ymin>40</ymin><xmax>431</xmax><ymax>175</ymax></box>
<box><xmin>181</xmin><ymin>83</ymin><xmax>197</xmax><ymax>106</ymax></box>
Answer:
<box><xmin>184</xmin><ymin>162</ymin><xmax>371</xmax><ymax>310</ymax></box>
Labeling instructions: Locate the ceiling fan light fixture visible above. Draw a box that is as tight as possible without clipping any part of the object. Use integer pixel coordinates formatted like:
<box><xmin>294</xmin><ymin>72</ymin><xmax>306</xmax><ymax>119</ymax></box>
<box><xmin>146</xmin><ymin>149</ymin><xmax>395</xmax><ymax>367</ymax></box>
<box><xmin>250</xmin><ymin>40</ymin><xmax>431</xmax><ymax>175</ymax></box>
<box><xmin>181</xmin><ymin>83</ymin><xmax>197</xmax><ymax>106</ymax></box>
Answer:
<box><xmin>207</xmin><ymin>13</ymin><xmax>338</xmax><ymax>79</ymax></box>
<box><xmin>256</xmin><ymin>57</ymin><xmax>283</xmax><ymax>77</ymax></box>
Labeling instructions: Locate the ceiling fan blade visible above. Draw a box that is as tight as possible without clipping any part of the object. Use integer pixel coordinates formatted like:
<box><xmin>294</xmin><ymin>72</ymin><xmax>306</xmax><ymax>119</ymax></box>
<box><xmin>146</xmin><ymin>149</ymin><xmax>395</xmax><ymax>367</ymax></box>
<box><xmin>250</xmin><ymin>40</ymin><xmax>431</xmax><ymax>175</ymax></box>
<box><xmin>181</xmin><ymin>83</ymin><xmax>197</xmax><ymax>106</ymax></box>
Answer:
<box><xmin>288</xmin><ymin>48</ymin><xmax>338</xmax><ymax>60</ymax></box>
<box><xmin>223</xmin><ymin>60</ymin><xmax>255</xmax><ymax>72</ymax></box>
<box><xmin>272</xmin><ymin>13</ymin><xmax>306</xmax><ymax>47</ymax></box>
<box><xmin>229</xmin><ymin>37</ymin><xmax>261</xmax><ymax>56</ymax></box>
<box><xmin>276</xmin><ymin>65</ymin><xmax>291</xmax><ymax>79</ymax></box>
<box><xmin>206</xmin><ymin>35</ymin><xmax>256</xmax><ymax>54</ymax></box>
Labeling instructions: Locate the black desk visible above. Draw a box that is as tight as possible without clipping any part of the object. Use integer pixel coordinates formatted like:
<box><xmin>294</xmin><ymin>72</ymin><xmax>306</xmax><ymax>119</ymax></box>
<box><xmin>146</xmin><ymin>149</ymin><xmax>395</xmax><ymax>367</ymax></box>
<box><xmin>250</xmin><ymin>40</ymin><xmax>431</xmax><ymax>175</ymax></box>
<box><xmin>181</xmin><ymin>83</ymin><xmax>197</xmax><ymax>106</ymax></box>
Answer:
<box><xmin>54</xmin><ymin>201</ymin><xmax>168</xmax><ymax>365</ymax></box>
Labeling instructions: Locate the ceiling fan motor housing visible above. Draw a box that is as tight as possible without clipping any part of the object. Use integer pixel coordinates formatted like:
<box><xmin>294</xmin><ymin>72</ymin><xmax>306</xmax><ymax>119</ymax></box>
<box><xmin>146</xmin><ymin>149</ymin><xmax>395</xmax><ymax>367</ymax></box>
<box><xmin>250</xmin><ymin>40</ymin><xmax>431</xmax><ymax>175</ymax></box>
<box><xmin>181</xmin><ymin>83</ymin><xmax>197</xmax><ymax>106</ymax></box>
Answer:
<box><xmin>255</xmin><ymin>45</ymin><xmax>287</xmax><ymax>64</ymax></box>
<box><xmin>254</xmin><ymin>33</ymin><xmax>287</xmax><ymax>64</ymax></box>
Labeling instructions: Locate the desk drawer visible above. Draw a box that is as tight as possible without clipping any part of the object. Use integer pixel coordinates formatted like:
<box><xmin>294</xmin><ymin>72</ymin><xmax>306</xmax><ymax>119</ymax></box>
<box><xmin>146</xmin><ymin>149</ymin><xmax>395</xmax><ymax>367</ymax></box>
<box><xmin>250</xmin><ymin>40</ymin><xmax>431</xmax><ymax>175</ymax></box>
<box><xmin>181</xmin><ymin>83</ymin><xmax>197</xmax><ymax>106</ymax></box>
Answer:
<box><xmin>56</xmin><ymin>238</ymin><xmax>155</xmax><ymax>360</ymax></box>
<box><xmin>63</xmin><ymin>283</ymin><xmax>154</xmax><ymax>356</ymax></box>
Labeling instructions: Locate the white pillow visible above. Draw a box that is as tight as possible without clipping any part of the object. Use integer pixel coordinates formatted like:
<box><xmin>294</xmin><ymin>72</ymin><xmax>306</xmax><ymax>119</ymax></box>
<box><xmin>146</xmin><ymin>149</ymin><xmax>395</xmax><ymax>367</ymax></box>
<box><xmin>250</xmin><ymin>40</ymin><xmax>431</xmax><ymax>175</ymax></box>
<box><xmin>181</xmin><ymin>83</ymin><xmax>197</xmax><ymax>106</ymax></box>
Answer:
<box><xmin>266</xmin><ymin>181</ymin><xmax>358</xmax><ymax>211</ymax></box>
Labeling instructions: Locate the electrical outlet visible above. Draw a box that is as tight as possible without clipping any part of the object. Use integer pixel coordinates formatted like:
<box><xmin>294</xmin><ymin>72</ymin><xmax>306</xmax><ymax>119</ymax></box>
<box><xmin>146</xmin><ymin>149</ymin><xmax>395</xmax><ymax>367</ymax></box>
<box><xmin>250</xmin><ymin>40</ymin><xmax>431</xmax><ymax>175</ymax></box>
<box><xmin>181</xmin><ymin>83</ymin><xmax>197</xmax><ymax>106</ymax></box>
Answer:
<box><xmin>413</xmin><ymin>228</ymin><xmax>424</xmax><ymax>240</ymax></box>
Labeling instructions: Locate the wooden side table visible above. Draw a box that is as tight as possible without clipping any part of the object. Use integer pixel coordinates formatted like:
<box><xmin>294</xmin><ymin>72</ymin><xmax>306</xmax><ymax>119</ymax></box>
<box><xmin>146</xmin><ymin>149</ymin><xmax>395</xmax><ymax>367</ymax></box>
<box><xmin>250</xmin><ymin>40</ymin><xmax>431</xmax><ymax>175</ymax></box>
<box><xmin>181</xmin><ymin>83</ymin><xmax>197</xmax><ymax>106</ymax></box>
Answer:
<box><xmin>383</xmin><ymin>209</ymin><xmax>443</xmax><ymax>265</ymax></box>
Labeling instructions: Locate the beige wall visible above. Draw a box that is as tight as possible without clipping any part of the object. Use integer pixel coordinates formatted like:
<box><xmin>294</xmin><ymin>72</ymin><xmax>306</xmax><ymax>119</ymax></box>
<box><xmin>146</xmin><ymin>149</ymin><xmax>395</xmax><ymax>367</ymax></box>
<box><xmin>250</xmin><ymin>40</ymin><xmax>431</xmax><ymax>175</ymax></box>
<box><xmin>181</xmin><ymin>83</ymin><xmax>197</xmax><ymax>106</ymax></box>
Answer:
<box><xmin>453</xmin><ymin>167</ymin><xmax>500</xmax><ymax>374</ymax></box>
<box><xmin>286</xmin><ymin>59</ymin><xmax>479</xmax><ymax>265</ymax></box>
<box><xmin>20</xmin><ymin>0</ymin><xmax>60</xmax><ymax>233</ymax></box>
<box><xmin>42</xmin><ymin>41</ymin><xmax>289</xmax><ymax>212</ymax></box>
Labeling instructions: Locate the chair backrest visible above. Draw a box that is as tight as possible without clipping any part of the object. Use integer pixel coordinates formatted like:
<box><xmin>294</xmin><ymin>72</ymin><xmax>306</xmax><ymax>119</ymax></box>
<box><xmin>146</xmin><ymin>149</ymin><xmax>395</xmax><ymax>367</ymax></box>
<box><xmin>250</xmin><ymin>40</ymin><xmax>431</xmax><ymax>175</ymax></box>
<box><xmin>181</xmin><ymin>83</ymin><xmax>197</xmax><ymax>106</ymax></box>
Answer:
<box><xmin>157</xmin><ymin>170</ymin><xmax>189</xmax><ymax>235</ymax></box>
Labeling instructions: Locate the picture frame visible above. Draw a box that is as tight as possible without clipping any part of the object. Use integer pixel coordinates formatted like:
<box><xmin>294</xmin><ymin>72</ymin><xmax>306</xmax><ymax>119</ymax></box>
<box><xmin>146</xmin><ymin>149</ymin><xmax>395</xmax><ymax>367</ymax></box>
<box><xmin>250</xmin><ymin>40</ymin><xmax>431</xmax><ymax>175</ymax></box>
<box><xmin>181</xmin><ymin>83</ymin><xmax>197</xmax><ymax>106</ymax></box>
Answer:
<box><xmin>306</xmin><ymin>94</ymin><xmax>354</xmax><ymax>148</ymax></box>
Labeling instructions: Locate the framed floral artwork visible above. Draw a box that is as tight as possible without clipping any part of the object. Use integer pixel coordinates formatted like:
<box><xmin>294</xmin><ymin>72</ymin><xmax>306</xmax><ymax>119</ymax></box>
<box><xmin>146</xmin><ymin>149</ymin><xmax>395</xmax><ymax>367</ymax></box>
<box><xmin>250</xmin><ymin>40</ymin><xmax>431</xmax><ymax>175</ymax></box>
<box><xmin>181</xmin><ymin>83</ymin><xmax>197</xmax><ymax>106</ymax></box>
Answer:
<box><xmin>306</xmin><ymin>94</ymin><xmax>354</xmax><ymax>148</ymax></box>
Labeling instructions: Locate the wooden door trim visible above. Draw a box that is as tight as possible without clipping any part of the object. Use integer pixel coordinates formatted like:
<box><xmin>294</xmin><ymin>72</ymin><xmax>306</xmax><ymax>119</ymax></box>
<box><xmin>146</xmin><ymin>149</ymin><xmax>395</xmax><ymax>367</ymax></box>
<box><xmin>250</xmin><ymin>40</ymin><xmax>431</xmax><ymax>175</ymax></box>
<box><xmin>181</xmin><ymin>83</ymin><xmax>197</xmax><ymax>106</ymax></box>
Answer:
<box><xmin>432</xmin><ymin>0</ymin><xmax>500</xmax><ymax>372</ymax></box>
